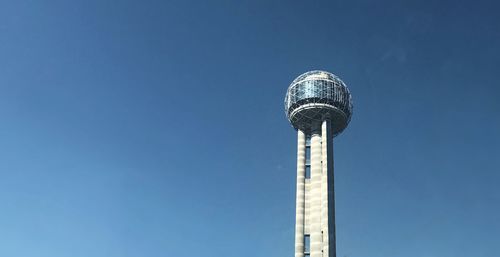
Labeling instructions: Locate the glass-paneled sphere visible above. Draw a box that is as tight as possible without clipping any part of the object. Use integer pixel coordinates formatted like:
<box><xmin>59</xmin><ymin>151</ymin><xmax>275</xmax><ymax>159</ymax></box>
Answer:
<box><xmin>284</xmin><ymin>70</ymin><xmax>353</xmax><ymax>136</ymax></box>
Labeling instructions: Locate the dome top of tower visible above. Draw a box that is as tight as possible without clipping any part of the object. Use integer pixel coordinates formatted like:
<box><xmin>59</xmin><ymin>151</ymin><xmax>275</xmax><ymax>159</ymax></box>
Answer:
<box><xmin>291</xmin><ymin>70</ymin><xmax>339</xmax><ymax>84</ymax></box>
<box><xmin>284</xmin><ymin>70</ymin><xmax>353</xmax><ymax>136</ymax></box>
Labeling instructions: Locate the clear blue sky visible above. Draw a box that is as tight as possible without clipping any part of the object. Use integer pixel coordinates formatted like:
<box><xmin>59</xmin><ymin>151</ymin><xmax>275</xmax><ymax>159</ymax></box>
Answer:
<box><xmin>1</xmin><ymin>0</ymin><xmax>499</xmax><ymax>256</ymax></box>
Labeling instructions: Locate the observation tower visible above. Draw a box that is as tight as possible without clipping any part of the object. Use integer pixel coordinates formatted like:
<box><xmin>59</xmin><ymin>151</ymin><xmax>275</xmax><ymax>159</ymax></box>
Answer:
<box><xmin>285</xmin><ymin>70</ymin><xmax>353</xmax><ymax>257</ymax></box>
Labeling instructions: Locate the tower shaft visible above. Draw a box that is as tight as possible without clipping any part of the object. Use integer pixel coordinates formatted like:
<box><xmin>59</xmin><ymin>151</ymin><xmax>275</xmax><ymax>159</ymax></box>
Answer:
<box><xmin>294</xmin><ymin>119</ymin><xmax>336</xmax><ymax>257</ymax></box>
<box><xmin>294</xmin><ymin>130</ymin><xmax>306</xmax><ymax>257</ymax></box>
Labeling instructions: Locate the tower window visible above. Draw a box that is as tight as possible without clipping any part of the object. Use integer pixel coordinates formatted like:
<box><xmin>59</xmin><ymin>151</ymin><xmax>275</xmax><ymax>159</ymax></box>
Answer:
<box><xmin>305</xmin><ymin>146</ymin><xmax>311</xmax><ymax>165</ymax></box>
<box><xmin>305</xmin><ymin>134</ymin><xmax>311</xmax><ymax>166</ymax></box>
<box><xmin>304</xmin><ymin>234</ymin><xmax>310</xmax><ymax>254</ymax></box>
<box><xmin>305</xmin><ymin>165</ymin><xmax>311</xmax><ymax>179</ymax></box>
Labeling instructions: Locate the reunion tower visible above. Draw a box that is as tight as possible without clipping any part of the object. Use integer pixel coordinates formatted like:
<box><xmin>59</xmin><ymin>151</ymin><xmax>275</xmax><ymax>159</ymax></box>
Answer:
<box><xmin>284</xmin><ymin>70</ymin><xmax>353</xmax><ymax>257</ymax></box>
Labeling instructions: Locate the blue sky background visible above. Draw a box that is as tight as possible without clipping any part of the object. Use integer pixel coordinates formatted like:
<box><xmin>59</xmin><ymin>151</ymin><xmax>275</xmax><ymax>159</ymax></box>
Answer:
<box><xmin>1</xmin><ymin>0</ymin><xmax>499</xmax><ymax>256</ymax></box>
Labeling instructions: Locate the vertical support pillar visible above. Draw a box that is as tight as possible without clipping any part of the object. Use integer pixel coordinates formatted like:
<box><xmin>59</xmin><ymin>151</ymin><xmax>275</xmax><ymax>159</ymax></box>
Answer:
<box><xmin>321</xmin><ymin>119</ymin><xmax>329</xmax><ymax>256</ymax></box>
<box><xmin>322</xmin><ymin>119</ymin><xmax>336</xmax><ymax>257</ymax></box>
<box><xmin>295</xmin><ymin>130</ymin><xmax>306</xmax><ymax>257</ymax></box>
<box><xmin>321</xmin><ymin>119</ymin><xmax>337</xmax><ymax>257</ymax></box>
<box><xmin>310</xmin><ymin>127</ymin><xmax>322</xmax><ymax>257</ymax></box>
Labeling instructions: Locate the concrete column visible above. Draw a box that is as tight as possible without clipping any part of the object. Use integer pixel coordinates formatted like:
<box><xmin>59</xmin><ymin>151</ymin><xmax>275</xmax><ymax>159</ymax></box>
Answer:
<box><xmin>322</xmin><ymin>119</ymin><xmax>336</xmax><ymax>257</ymax></box>
<box><xmin>295</xmin><ymin>130</ymin><xmax>306</xmax><ymax>257</ymax></box>
<box><xmin>310</xmin><ymin>128</ymin><xmax>322</xmax><ymax>257</ymax></box>
<box><xmin>321</xmin><ymin>120</ymin><xmax>329</xmax><ymax>256</ymax></box>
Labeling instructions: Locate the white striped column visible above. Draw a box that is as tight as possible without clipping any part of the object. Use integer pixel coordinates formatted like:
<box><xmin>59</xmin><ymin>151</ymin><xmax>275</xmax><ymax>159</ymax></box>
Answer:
<box><xmin>320</xmin><ymin>119</ymin><xmax>330</xmax><ymax>257</ymax></box>
<box><xmin>294</xmin><ymin>130</ymin><xmax>306</xmax><ymax>257</ymax></box>
<box><xmin>310</xmin><ymin>128</ymin><xmax>322</xmax><ymax>257</ymax></box>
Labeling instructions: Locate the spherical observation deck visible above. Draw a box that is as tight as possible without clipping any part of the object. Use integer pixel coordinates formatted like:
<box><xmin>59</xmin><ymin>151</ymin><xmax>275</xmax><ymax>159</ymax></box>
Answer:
<box><xmin>284</xmin><ymin>70</ymin><xmax>353</xmax><ymax>136</ymax></box>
